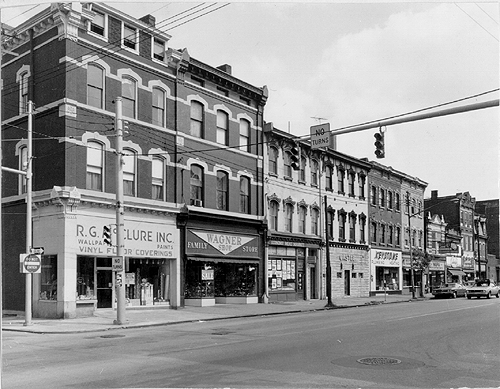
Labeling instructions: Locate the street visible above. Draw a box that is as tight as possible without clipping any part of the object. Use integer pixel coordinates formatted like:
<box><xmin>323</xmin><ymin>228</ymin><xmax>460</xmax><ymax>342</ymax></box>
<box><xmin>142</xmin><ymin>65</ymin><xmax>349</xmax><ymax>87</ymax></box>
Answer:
<box><xmin>2</xmin><ymin>298</ymin><xmax>500</xmax><ymax>388</ymax></box>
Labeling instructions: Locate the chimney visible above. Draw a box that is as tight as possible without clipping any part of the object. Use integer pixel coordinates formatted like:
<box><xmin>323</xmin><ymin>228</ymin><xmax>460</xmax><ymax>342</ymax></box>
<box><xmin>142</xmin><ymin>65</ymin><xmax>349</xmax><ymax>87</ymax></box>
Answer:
<box><xmin>139</xmin><ymin>14</ymin><xmax>156</xmax><ymax>27</ymax></box>
<box><xmin>431</xmin><ymin>190</ymin><xmax>438</xmax><ymax>199</ymax></box>
<box><xmin>217</xmin><ymin>64</ymin><xmax>232</xmax><ymax>75</ymax></box>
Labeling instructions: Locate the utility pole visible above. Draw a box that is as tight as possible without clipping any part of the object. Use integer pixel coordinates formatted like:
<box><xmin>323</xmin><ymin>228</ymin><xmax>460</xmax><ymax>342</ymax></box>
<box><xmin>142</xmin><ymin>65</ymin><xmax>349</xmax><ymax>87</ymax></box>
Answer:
<box><xmin>114</xmin><ymin>97</ymin><xmax>127</xmax><ymax>325</ymax></box>
<box><xmin>24</xmin><ymin>101</ymin><xmax>34</xmax><ymax>325</ymax></box>
<box><xmin>406</xmin><ymin>192</ymin><xmax>416</xmax><ymax>299</ymax></box>
<box><xmin>324</xmin><ymin>195</ymin><xmax>334</xmax><ymax>307</ymax></box>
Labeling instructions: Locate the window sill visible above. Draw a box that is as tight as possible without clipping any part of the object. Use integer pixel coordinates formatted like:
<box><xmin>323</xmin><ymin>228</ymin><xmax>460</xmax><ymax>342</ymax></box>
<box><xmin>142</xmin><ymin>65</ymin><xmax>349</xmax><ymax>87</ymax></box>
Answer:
<box><xmin>284</xmin><ymin>176</ymin><xmax>293</xmax><ymax>181</ymax></box>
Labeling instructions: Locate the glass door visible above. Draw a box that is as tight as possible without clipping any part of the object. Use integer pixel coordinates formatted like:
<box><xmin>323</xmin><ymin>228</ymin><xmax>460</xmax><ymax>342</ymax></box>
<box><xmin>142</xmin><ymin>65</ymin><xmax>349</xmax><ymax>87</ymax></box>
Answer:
<box><xmin>96</xmin><ymin>268</ymin><xmax>113</xmax><ymax>308</ymax></box>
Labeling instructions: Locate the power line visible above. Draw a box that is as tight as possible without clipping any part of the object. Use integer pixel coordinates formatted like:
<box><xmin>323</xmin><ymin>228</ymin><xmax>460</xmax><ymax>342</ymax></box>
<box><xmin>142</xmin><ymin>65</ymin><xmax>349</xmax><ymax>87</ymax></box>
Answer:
<box><xmin>455</xmin><ymin>3</ymin><xmax>499</xmax><ymax>42</ymax></box>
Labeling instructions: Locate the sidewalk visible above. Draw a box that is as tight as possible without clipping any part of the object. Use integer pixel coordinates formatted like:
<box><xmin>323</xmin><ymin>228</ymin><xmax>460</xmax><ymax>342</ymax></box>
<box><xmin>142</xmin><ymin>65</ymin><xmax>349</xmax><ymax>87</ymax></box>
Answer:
<box><xmin>2</xmin><ymin>293</ymin><xmax>432</xmax><ymax>334</ymax></box>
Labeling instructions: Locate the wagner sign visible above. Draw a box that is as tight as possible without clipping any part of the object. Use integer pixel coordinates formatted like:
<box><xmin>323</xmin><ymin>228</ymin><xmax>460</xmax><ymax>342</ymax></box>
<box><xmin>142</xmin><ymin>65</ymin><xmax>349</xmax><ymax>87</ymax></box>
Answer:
<box><xmin>187</xmin><ymin>230</ymin><xmax>259</xmax><ymax>257</ymax></box>
<box><xmin>76</xmin><ymin>216</ymin><xmax>177</xmax><ymax>259</ymax></box>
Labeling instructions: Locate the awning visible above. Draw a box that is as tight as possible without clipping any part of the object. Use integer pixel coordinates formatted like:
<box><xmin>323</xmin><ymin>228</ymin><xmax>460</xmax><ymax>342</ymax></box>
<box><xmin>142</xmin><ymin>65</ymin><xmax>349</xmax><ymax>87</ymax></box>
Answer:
<box><xmin>447</xmin><ymin>269</ymin><xmax>466</xmax><ymax>276</ymax></box>
<box><xmin>462</xmin><ymin>269</ymin><xmax>474</xmax><ymax>273</ymax></box>
<box><xmin>187</xmin><ymin>257</ymin><xmax>260</xmax><ymax>264</ymax></box>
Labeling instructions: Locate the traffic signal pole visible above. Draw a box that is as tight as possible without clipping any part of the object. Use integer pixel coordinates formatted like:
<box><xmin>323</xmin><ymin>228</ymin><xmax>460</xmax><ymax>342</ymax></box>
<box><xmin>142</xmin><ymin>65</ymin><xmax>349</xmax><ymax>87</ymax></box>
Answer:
<box><xmin>114</xmin><ymin>97</ymin><xmax>127</xmax><ymax>325</ymax></box>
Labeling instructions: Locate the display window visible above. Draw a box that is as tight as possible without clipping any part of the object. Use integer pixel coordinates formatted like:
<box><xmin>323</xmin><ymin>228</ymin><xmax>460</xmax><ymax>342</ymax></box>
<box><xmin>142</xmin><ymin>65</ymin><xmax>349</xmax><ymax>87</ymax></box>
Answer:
<box><xmin>268</xmin><ymin>258</ymin><xmax>296</xmax><ymax>291</ymax></box>
<box><xmin>126</xmin><ymin>259</ymin><xmax>170</xmax><ymax>305</ymax></box>
<box><xmin>375</xmin><ymin>266</ymin><xmax>399</xmax><ymax>290</ymax></box>
<box><xmin>40</xmin><ymin>255</ymin><xmax>57</xmax><ymax>300</ymax></box>
<box><xmin>77</xmin><ymin>256</ymin><xmax>95</xmax><ymax>300</ymax></box>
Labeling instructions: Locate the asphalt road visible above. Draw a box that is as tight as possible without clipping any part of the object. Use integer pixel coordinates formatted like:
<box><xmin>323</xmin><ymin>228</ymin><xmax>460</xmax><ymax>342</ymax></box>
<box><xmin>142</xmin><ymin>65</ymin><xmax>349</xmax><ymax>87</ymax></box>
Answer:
<box><xmin>2</xmin><ymin>297</ymin><xmax>500</xmax><ymax>388</ymax></box>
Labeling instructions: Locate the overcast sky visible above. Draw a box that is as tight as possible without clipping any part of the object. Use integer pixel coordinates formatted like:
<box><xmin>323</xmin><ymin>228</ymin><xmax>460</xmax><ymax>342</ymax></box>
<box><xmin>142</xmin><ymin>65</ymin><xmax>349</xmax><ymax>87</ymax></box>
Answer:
<box><xmin>3</xmin><ymin>1</ymin><xmax>499</xmax><ymax>201</ymax></box>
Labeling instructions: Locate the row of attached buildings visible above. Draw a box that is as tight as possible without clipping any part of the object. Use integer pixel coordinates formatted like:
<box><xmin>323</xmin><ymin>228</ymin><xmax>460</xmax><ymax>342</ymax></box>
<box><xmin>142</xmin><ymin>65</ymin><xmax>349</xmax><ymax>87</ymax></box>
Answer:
<box><xmin>1</xmin><ymin>3</ymin><xmax>498</xmax><ymax>319</ymax></box>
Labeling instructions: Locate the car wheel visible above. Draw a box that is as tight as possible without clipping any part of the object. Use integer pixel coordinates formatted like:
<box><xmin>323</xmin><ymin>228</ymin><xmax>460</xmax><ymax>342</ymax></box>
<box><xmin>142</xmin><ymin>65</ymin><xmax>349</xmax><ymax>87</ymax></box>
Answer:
<box><xmin>496</xmin><ymin>292</ymin><xmax>499</xmax><ymax>298</ymax></box>
<box><xmin>487</xmin><ymin>292</ymin><xmax>491</xmax><ymax>299</ymax></box>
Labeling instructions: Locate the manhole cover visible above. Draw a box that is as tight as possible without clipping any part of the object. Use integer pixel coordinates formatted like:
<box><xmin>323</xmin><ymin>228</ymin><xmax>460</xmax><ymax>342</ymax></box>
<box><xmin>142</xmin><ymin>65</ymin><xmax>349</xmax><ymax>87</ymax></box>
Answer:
<box><xmin>357</xmin><ymin>357</ymin><xmax>401</xmax><ymax>365</ymax></box>
<box><xmin>100</xmin><ymin>334</ymin><xmax>125</xmax><ymax>338</ymax></box>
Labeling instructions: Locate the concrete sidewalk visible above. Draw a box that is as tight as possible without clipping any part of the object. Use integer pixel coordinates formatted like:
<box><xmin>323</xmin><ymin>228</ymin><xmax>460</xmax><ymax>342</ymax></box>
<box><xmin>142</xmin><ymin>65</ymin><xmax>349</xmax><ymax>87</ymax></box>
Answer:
<box><xmin>2</xmin><ymin>293</ymin><xmax>432</xmax><ymax>334</ymax></box>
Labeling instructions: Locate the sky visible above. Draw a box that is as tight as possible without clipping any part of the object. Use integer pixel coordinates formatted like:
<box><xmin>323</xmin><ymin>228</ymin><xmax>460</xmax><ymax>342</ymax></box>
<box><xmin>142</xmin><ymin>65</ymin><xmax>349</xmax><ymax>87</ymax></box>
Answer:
<box><xmin>2</xmin><ymin>1</ymin><xmax>499</xmax><ymax>201</ymax></box>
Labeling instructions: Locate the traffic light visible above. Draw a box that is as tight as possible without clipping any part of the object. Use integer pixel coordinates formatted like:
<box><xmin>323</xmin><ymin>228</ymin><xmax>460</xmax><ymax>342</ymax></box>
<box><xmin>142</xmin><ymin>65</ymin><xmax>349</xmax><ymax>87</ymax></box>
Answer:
<box><xmin>290</xmin><ymin>144</ymin><xmax>300</xmax><ymax>170</ymax></box>
<box><xmin>374</xmin><ymin>131</ymin><xmax>385</xmax><ymax>159</ymax></box>
<box><xmin>103</xmin><ymin>225</ymin><xmax>112</xmax><ymax>246</ymax></box>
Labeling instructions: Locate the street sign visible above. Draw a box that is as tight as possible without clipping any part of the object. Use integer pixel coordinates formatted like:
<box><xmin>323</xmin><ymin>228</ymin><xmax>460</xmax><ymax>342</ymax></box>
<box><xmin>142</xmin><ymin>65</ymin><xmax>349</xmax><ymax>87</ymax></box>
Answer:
<box><xmin>310</xmin><ymin>123</ymin><xmax>330</xmax><ymax>149</ymax></box>
<box><xmin>19</xmin><ymin>254</ymin><xmax>41</xmax><ymax>274</ymax></box>
<box><xmin>30</xmin><ymin>247</ymin><xmax>44</xmax><ymax>255</ymax></box>
<box><xmin>112</xmin><ymin>256</ymin><xmax>123</xmax><ymax>272</ymax></box>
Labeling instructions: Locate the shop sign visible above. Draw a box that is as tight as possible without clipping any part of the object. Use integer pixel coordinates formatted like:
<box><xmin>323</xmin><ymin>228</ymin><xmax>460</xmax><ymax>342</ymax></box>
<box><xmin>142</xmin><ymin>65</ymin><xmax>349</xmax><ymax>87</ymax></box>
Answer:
<box><xmin>201</xmin><ymin>269</ymin><xmax>214</xmax><ymax>281</ymax></box>
<box><xmin>268</xmin><ymin>240</ymin><xmax>303</xmax><ymax>247</ymax></box>
<box><xmin>428</xmin><ymin>260</ymin><xmax>445</xmax><ymax>271</ymax></box>
<box><xmin>438</xmin><ymin>242</ymin><xmax>461</xmax><ymax>255</ymax></box>
<box><xmin>76</xmin><ymin>216</ymin><xmax>177</xmax><ymax>259</ymax></box>
<box><xmin>370</xmin><ymin>249</ymin><xmax>401</xmax><ymax>266</ymax></box>
<box><xmin>446</xmin><ymin>256</ymin><xmax>461</xmax><ymax>268</ymax></box>
<box><xmin>187</xmin><ymin>230</ymin><xmax>259</xmax><ymax>257</ymax></box>
<box><xmin>462</xmin><ymin>256</ymin><xmax>474</xmax><ymax>268</ymax></box>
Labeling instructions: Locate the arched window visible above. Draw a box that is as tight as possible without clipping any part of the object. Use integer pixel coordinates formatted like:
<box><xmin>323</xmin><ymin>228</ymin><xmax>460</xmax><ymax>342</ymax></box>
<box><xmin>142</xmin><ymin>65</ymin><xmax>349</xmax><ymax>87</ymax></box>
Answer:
<box><xmin>122</xmin><ymin>76</ymin><xmax>137</xmax><ymax>118</ymax></box>
<box><xmin>269</xmin><ymin>147</ymin><xmax>278</xmax><ymax>175</ymax></box>
<box><xmin>338</xmin><ymin>210</ymin><xmax>347</xmax><ymax>241</ymax></box>
<box><xmin>152</xmin><ymin>87</ymin><xmax>165</xmax><ymax>127</ymax></box>
<box><xmin>190</xmin><ymin>101</ymin><xmax>204</xmax><ymax>138</ymax></box>
<box><xmin>240</xmin><ymin>176</ymin><xmax>250</xmax><ymax>214</ymax></box>
<box><xmin>152</xmin><ymin>157</ymin><xmax>165</xmax><ymax>200</ymax></box>
<box><xmin>87</xmin><ymin>64</ymin><xmax>104</xmax><ymax>109</ymax></box>
<box><xmin>87</xmin><ymin>141</ymin><xmax>104</xmax><ymax>191</ymax></box>
<box><xmin>269</xmin><ymin>201</ymin><xmax>279</xmax><ymax>230</ymax></box>
<box><xmin>311</xmin><ymin>160</ymin><xmax>318</xmax><ymax>186</ymax></box>
<box><xmin>216</xmin><ymin>171</ymin><xmax>228</xmax><ymax>211</ymax></box>
<box><xmin>190</xmin><ymin>164</ymin><xmax>204</xmax><ymax>206</ymax></box>
<box><xmin>337</xmin><ymin>168</ymin><xmax>345</xmax><ymax>194</ymax></box>
<box><xmin>216</xmin><ymin>110</ymin><xmax>229</xmax><ymax>145</ymax></box>
<box><xmin>284</xmin><ymin>151</ymin><xmax>292</xmax><ymax>178</ymax></box>
<box><xmin>285</xmin><ymin>203</ymin><xmax>294</xmax><ymax>232</ymax></box>
<box><xmin>327</xmin><ymin>209</ymin><xmax>335</xmax><ymax>239</ymax></box>
<box><xmin>19</xmin><ymin>146</ymin><xmax>28</xmax><ymax>194</ymax></box>
<box><xmin>359</xmin><ymin>215</ymin><xmax>366</xmax><ymax>243</ymax></box>
<box><xmin>239</xmin><ymin>119</ymin><xmax>250</xmax><ymax>152</ymax></box>
<box><xmin>20</xmin><ymin>72</ymin><xmax>29</xmax><ymax>114</ymax></box>
<box><xmin>299</xmin><ymin>157</ymin><xmax>306</xmax><ymax>182</ymax></box>
<box><xmin>325</xmin><ymin>165</ymin><xmax>333</xmax><ymax>191</ymax></box>
<box><xmin>122</xmin><ymin>148</ymin><xmax>136</xmax><ymax>196</ymax></box>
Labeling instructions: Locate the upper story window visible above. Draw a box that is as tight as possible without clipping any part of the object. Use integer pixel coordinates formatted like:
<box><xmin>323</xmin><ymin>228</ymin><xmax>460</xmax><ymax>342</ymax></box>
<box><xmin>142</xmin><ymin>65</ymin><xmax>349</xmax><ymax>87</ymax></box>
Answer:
<box><xmin>395</xmin><ymin>226</ymin><xmax>401</xmax><ymax>246</ymax></box>
<box><xmin>123</xmin><ymin>24</ymin><xmax>138</xmax><ymax>50</ymax></box>
<box><xmin>269</xmin><ymin>147</ymin><xmax>278</xmax><ymax>175</ymax></box>
<box><xmin>152</xmin><ymin>87</ymin><xmax>165</xmax><ymax>127</ymax></box>
<box><xmin>86</xmin><ymin>141</ymin><xmax>104</xmax><ymax>191</ymax></box>
<box><xmin>395</xmin><ymin>192</ymin><xmax>401</xmax><ymax>211</ymax></box>
<box><xmin>380</xmin><ymin>224</ymin><xmax>386</xmax><ymax>244</ymax></box>
<box><xmin>152</xmin><ymin>157</ymin><xmax>165</xmax><ymax>201</ymax></box>
<box><xmin>349</xmin><ymin>213</ymin><xmax>356</xmax><ymax>242</ymax></box>
<box><xmin>298</xmin><ymin>205</ymin><xmax>307</xmax><ymax>234</ymax></box>
<box><xmin>122</xmin><ymin>149</ymin><xmax>136</xmax><ymax>196</ymax></box>
<box><xmin>239</xmin><ymin>119</ymin><xmax>250</xmax><ymax>152</ymax></box>
<box><xmin>411</xmin><ymin>198</ymin><xmax>416</xmax><ymax>215</ymax></box>
<box><xmin>216</xmin><ymin>171</ymin><xmax>229</xmax><ymax>211</ymax></box>
<box><xmin>337</xmin><ymin>168</ymin><xmax>345</xmax><ymax>194</ymax></box>
<box><xmin>325</xmin><ymin>165</ymin><xmax>333</xmax><ymax>191</ymax></box>
<box><xmin>269</xmin><ymin>201</ymin><xmax>279</xmax><ymax>230</ymax></box>
<box><xmin>388</xmin><ymin>191</ymin><xmax>394</xmax><ymax>209</ymax></box>
<box><xmin>284</xmin><ymin>151</ymin><xmax>293</xmax><ymax>178</ymax></box>
<box><xmin>19</xmin><ymin>146</ymin><xmax>28</xmax><ymax>194</ymax></box>
<box><xmin>89</xmin><ymin>10</ymin><xmax>105</xmax><ymax>37</ymax></box>
<box><xmin>240</xmin><ymin>176</ymin><xmax>250</xmax><ymax>214</ymax></box>
<box><xmin>299</xmin><ymin>157</ymin><xmax>306</xmax><ymax>182</ymax></box>
<box><xmin>380</xmin><ymin>188</ymin><xmax>386</xmax><ymax>207</ymax></box>
<box><xmin>371</xmin><ymin>186</ymin><xmax>377</xmax><ymax>206</ymax></box>
<box><xmin>20</xmin><ymin>72</ymin><xmax>29</xmax><ymax>114</ymax></box>
<box><xmin>359</xmin><ymin>216</ymin><xmax>366</xmax><ymax>243</ymax></box>
<box><xmin>190</xmin><ymin>165</ymin><xmax>204</xmax><ymax>206</ymax></box>
<box><xmin>153</xmin><ymin>38</ymin><xmax>166</xmax><ymax>61</ymax></box>
<box><xmin>311</xmin><ymin>208</ymin><xmax>319</xmax><ymax>236</ymax></box>
<box><xmin>87</xmin><ymin>64</ymin><xmax>104</xmax><ymax>109</ymax></box>
<box><xmin>327</xmin><ymin>210</ymin><xmax>334</xmax><ymax>239</ymax></box>
<box><xmin>122</xmin><ymin>76</ymin><xmax>137</xmax><ymax>119</ymax></box>
<box><xmin>216</xmin><ymin>110</ymin><xmax>229</xmax><ymax>145</ymax></box>
<box><xmin>190</xmin><ymin>101</ymin><xmax>204</xmax><ymax>138</ymax></box>
<box><xmin>371</xmin><ymin>222</ymin><xmax>377</xmax><ymax>243</ymax></box>
<box><xmin>388</xmin><ymin>225</ymin><xmax>394</xmax><ymax>245</ymax></box>
<box><xmin>285</xmin><ymin>203</ymin><xmax>294</xmax><ymax>233</ymax></box>
<box><xmin>338</xmin><ymin>211</ymin><xmax>346</xmax><ymax>241</ymax></box>
<box><xmin>311</xmin><ymin>160</ymin><xmax>319</xmax><ymax>186</ymax></box>
<box><xmin>348</xmin><ymin>172</ymin><xmax>355</xmax><ymax>196</ymax></box>
<box><xmin>358</xmin><ymin>174</ymin><xmax>366</xmax><ymax>199</ymax></box>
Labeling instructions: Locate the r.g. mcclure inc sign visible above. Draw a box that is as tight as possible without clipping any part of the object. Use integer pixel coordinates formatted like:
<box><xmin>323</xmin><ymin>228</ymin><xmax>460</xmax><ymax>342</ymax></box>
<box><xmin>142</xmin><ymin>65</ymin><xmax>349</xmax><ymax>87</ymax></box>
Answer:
<box><xmin>187</xmin><ymin>230</ymin><xmax>259</xmax><ymax>257</ymax></box>
<box><xmin>75</xmin><ymin>216</ymin><xmax>177</xmax><ymax>259</ymax></box>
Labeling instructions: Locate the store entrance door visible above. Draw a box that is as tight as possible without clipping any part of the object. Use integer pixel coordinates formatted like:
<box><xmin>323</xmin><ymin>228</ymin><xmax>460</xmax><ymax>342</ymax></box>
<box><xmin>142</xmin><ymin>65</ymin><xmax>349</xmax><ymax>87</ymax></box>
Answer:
<box><xmin>308</xmin><ymin>266</ymin><xmax>316</xmax><ymax>299</ymax></box>
<box><xmin>96</xmin><ymin>269</ymin><xmax>113</xmax><ymax>308</ymax></box>
<box><xmin>344</xmin><ymin>270</ymin><xmax>350</xmax><ymax>296</ymax></box>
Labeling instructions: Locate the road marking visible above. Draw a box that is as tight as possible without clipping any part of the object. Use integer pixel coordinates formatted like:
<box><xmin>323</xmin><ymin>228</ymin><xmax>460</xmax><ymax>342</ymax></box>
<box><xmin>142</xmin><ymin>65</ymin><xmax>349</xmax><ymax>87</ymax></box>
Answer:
<box><xmin>386</xmin><ymin>302</ymin><xmax>497</xmax><ymax>322</ymax></box>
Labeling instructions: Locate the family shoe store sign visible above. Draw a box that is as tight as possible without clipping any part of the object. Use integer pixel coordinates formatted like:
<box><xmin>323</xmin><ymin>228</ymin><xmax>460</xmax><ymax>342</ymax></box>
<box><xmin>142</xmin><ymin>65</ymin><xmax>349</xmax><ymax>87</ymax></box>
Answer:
<box><xmin>187</xmin><ymin>230</ymin><xmax>259</xmax><ymax>257</ymax></box>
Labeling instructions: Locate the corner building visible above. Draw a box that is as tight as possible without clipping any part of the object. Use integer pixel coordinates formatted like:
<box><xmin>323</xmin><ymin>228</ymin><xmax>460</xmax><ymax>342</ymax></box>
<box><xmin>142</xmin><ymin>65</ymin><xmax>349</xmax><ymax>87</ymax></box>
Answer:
<box><xmin>1</xmin><ymin>3</ymin><xmax>267</xmax><ymax>318</ymax></box>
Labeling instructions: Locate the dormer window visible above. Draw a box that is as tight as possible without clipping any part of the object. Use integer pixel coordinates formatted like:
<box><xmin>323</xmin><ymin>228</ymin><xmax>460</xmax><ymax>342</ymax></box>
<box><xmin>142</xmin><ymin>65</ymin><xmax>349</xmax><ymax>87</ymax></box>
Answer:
<box><xmin>123</xmin><ymin>24</ymin><xmax>137</xmax><ymax>50</ymax></box>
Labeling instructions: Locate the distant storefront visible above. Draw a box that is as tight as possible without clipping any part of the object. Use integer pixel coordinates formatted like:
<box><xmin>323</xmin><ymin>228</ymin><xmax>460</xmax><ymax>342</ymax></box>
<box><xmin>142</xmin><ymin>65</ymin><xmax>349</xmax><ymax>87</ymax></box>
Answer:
<box><xmin>428</xmin><ymin>258</ymin><xmax>445</xmax><ymax>291</ymax></box>
<box><xmin>370</xmin><ymin>249</ymin><xmax>402</xmax><ymax>295</ymax></box>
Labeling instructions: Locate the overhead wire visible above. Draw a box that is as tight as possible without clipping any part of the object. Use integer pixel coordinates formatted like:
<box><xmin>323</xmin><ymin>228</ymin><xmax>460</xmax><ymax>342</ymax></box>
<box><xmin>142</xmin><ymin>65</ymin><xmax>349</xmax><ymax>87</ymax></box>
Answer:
<box><xmin>454</xmin><ymin>3</ymin><xmax>499</xmax><ymax>42</ymax></box>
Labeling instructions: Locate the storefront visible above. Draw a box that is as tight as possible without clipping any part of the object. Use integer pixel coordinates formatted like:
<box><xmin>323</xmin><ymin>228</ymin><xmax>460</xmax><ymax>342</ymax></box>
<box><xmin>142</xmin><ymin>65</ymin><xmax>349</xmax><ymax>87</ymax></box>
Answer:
<box><xmin>184</xmin><ymin>229</ymin><xmax>261</xmax><ymax>306</ymax></box>
<box><xmin>267</xmin><ymin>236</ymin><xmax>321</xmax><ymax>302</ymax></box>
<box><xmin>462</xmin><ymin>254</ymin><xmax>475</xmax><ymax>282</ymax></box>
<box><xmin>370</xmin><ymin>249</ymin><xmax>402</xmax><ymax>295</ymax></box>
<box><xmin>330</xmin><ymin>243</ymin><xmax>369</xmax><ymax>298</ymax></box>
<box><xmin>446</xmin><ymin>255</ymin><xmax>465</xmax><ymax>283</ymax></box>
<box><xmin>32</xmin><ymin>188</ymin><xmax>180</xmax><ymax>319</ymax></box>
<box><xmin>427</xmin><ymin>258</ymin><xmax>446</xmax><ymax>291</ymax></box>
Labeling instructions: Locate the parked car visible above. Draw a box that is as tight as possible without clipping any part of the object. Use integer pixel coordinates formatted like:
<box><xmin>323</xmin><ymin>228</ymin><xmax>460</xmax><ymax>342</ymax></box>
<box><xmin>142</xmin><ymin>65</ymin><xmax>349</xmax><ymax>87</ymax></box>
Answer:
<box><xmin>466</xmin><ymin>279</ymin><xmax>500</xmax><ymax>299</ymax></box>
<box><xmin>432</xmin><ymin>283</ymin><xmax>468</xmax><ymax>299</ymax></box>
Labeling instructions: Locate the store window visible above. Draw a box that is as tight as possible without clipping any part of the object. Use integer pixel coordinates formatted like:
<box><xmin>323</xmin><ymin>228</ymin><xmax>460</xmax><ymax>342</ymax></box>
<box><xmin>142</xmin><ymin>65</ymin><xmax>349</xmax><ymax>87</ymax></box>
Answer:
<box><xmin>77</xmin><ymin>256</ymin><xmax>95</xmax><ymax>300</ymax></box>
<box><xmin>268</xmin><ymin>257</ymin><xmax>296</xmax><ymax>292</ymax></box>
<box><xmin>40</xmin><ymin>255</ymin><xmax>57</xmax><ymax>301</ymax></box>
<box><xmin>214</xmin><ymin>263</ymin><xmax>257</xmax><ymax>297</ymax></box>
<box><xmin>184</xmin><ymin>262</ymin><xmax>214</xmax><ymax>298</ymax></box>
<box><xmin>376</xmin><ymin>266</ymin><xmax>399</xmax><ymax>290</ymax></box>
<box><xmin>127</xmin><ymin>258</ymin><xmax>170</xmax><ymax>304</ymax></box>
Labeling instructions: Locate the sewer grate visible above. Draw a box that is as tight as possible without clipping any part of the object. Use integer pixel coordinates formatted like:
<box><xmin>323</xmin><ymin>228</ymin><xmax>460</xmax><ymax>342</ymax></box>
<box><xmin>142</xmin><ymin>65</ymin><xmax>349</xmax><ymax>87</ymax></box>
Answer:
<box><xmin>100</xmin><ymin>334</ymin><xmax>126</xmax><ymax>338</ymax></box>
<box><xmin>357</xmin><ymin>357</ymin><xmax>402</xmax><ymax>366</ymax></box>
